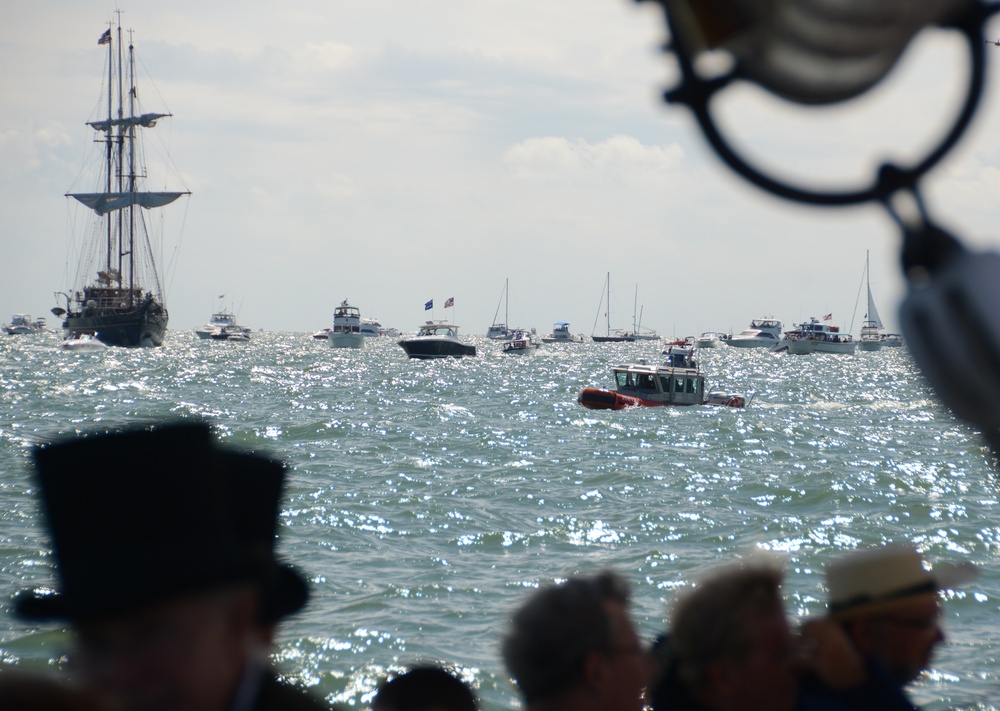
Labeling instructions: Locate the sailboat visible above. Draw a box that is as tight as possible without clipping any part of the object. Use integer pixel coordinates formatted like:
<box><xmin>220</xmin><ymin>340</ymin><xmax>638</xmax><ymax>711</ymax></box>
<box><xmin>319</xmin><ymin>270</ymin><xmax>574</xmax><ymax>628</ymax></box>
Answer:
<box><xmin>53</xmin><ymin>18</ymin><xmax>188</xmax><ymax>347</ymax></box>
<box><xmin>486</xmin><ymin>278</ymin><xmax>510</xmax><ymax>340</ymax></box>
<box><xmin>631</xmin><ymin>291</ymin><xmax>659</xmax><ymax>341</ymax></box>
<box><xmin>592</xmin><ymin>273</ymin><xmax>635</xmax><ymax>342</ymax></box>
<box><xmin>859</xmin><ymin>251</ymin><xmax>885</xmax><ymax>352</ymax></box>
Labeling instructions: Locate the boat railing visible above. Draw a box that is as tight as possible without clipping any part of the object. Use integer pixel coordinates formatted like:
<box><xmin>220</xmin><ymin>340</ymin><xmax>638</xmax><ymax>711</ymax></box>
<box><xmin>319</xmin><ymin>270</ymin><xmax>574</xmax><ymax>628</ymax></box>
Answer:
<box><xmin>80</xmin><ymin>286</ymin><xmax>144</xmax><ymax>312</ymax></box>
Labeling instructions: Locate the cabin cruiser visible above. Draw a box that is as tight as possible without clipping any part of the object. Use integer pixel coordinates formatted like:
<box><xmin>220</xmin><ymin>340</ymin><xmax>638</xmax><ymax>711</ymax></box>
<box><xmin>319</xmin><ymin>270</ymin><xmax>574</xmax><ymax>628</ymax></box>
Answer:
<box><xmin>360</xmin><ymin>318</ymin><xmax>381</xmax><ymax>337</ymax></box>
<box><xmin>578</xmin><ymin>347</ymin><xmax>751</xmax><ymax>410</ymax></box>
<box><xmin>329</xmin><ymin>301</ymin><xmax>364</xmax><ymax>349</ymax></box>
<box><xmin>859</xmin><ymin>322</ymin><xmax>884</xmax><ymax>351</ymax></box>
<box><xmin>502</xmin><ymin>329</ymin><xmax>539</xmax><ymax>354</ymax></box>
<box><xmin>196</xmin><ymin>310</ymin><xmax>243</xmax><ymax>339</ymax></box>
<box><xmin>695</xmin><ymin>331</ymin><xmax>724</xmax><ymax>348</ymax></box>
<box><xmin>4</xmin><ymin>314</ymin><xmax>43</xmax><ymax>335</ymax></box>
<box><xmin>399</xmin><ymin>321</ymin><xmax>477</xmax><ymax>359</ymax></box>
<box><xmin>778</xmin><ymin>318</ymin><xmax>857</xmax><ymax>355</ymax></box>
<box><xmin>541</xmin><ymin>322</ymin><xmax>584</xmax><ymax>343</ymax></box>
<box><xmin>725</xmin><ymin>317</ymin><xmax>783</xmax><ymax>348</ymax></box>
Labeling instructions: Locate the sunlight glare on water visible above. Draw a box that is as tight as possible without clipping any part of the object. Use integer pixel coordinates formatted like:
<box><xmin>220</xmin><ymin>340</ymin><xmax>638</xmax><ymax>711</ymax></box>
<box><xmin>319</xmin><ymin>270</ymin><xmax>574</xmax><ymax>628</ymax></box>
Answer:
<box><xmin>0</xmin><ymin>331</ymin><xmax>998</xmax><ymax>710</ymax></box>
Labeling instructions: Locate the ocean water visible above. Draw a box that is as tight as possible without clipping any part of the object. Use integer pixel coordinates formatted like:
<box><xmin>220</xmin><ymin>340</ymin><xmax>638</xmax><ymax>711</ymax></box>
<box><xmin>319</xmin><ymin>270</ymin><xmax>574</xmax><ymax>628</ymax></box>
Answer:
<box><xmin>0</xmin><ymin>331</ymin><xmax>998</xmax><ymax>710</ymax></box>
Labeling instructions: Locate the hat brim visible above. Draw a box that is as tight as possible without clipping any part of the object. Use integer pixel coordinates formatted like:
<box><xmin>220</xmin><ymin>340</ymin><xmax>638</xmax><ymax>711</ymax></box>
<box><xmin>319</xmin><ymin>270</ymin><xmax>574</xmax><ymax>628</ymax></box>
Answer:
<box><xmin>830</xmin><ymin>560</ymin><xmax>979</xmax><ymax>620</ymax></box>
<box><xmin>14</xmin><ymin>561</ymin><xmax>309</xmax><ymax>623</ymax></box>
<box><xmin>260</xmin><ymin>562</ymin><xmax>309</xmax><ymax>623</ymax></box>
<box><xmin>932</xmin><ymin>560</ymin><xmax>979</xmax><ymax>590</ymax></box>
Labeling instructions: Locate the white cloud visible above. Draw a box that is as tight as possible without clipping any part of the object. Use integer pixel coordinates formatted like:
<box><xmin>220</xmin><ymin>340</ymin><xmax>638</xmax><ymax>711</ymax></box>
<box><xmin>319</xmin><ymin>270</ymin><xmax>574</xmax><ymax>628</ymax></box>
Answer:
<box><xmin>502</xmin><ymin>135</ymin><xmax>685</xmax><ymax>187</ymax></box>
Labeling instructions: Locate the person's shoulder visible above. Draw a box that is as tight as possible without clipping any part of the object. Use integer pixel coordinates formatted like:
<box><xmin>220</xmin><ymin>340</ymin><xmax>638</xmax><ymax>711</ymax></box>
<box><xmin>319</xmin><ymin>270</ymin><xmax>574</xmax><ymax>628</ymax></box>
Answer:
<box><xmin>253</xmin><ymin>674</ymin><xmax>339</xmax><ymax>711</ymax></box>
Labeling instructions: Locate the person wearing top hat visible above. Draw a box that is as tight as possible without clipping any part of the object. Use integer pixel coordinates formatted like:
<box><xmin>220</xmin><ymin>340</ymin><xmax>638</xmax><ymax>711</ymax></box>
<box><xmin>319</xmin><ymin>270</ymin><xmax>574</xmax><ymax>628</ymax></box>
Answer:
<box><xmin>12</xmin><ymin>422</ymin><xmax>331</xmax><ymax>711</ymax></box>
<box><xmin>797</xmin><ymin>543</ymin><xmax>977</xmax><ymax>711</ymax></box>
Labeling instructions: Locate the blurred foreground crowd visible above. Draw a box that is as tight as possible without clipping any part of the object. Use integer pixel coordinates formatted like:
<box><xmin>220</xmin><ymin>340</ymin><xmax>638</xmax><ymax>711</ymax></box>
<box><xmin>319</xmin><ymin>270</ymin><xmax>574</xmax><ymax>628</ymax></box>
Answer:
<box><xmin>0</xmin><ymin>423</ymin><xmax>977</xmax><ymax>711</ymax></box>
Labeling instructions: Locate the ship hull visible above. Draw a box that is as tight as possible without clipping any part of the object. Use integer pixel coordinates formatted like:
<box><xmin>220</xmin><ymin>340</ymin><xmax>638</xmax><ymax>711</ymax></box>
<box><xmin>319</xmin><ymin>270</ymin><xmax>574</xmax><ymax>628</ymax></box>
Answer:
<box><xmin>64</xmin><ymin>299</ymin><xmax>168</xmax><ymax>348</ymax></box>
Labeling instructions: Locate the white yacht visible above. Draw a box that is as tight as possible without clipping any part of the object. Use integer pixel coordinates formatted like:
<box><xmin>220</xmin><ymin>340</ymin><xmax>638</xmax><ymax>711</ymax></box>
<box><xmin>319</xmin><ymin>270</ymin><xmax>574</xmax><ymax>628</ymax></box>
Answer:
<box><xmin>4</xmin><ymin>314</ymin><xmax>43</xmax><ymax>335</ymax></box>
<box><xmin>196</xmin><ymin>310</ymin><xmax>241</xmax><ymax>339</ymax></box>
<box><xmin>328</xmin><ymin>301</ymin><xmax>364</xmax><ymax>349</ymax></box>
<box><xmin>695</xmin><ymin>332</ymin><xmax>724</xmax><ymax>348</ymax></box>
<box><xmin>360</xmin><ymin>318</ymin><xmax>381</xmax><ymax>337</ymax></box>
<box><xmin>725</xmin><ymin>318</ymin><xmax>783</xmax><ymax>348</ymax></box>
<box><xmin>541</xmin><ymin>322</ymin><xmax>584</xmax><ymax>343</ymax></box>
<box><xmin>782</xmin><ymin>318</ymin><xmax>857</xmax><ymax>355</ymax></box>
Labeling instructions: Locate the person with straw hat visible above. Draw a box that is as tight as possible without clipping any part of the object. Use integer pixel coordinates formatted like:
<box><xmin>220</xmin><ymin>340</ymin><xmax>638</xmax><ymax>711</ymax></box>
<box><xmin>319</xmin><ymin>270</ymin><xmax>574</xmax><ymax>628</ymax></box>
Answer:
<box><xmin>11</xmin><ymin>421</ymin><xmax>330</xmax><ymax>711</ymax></box>
<box><xmin>799</xmin><ymin>543</ymin><xmax>977</xmax><ymax>711</ymax></box>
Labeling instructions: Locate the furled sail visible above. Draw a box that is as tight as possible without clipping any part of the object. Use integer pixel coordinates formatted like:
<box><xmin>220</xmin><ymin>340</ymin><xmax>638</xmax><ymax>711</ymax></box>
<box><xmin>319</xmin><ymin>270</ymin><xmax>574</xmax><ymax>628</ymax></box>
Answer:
<box><xmin>68</xmin><ymin>191</ymin><xmax>188</xmax><ymax>216</ymax></box>
<box><xmin>86</xmin><ymin>113</ymin><xmax>171</xmax><ymax>131</ymax></box>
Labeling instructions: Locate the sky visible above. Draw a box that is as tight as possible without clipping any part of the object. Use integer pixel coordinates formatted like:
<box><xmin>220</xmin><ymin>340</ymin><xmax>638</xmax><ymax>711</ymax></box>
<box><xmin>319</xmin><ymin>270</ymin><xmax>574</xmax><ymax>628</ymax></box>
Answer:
<box><xmin>4</xmin><ymin>2</ymin><xmax>1000</xmax><ymax>336</ymax></box>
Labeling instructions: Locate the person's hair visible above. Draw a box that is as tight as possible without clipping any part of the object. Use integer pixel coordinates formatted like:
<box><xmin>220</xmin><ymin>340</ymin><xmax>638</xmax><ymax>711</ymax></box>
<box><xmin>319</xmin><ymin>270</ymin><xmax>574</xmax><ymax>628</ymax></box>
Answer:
<box><xmin>501</xmin><ymin>570</ymin><xmax>631</xmax><ymax>703</ymax></box>
<box><xmin>371</xmin><ymin>665</ymin><xmax>477</xmax><ymax>711</ymax></box>
<box><xmin>669</xmin><ymin>560</ymin><xmax>784</xmax><ymax>690</ymax></box>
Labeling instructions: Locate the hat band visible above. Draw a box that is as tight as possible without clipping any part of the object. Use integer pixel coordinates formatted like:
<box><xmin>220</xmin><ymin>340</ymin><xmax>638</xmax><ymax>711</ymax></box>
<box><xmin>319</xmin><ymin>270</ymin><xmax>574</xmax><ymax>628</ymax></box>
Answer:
<box><xmin>828</xmin><ymin>579</ymin><xmax>937</xmax><ymax>615</ymax></box>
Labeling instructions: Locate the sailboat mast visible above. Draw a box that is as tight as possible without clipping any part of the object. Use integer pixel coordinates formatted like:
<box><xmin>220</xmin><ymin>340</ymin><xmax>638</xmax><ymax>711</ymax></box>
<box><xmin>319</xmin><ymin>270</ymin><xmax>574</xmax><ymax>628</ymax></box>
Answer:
<box><xmin>633</xmin><ymin>285</ymin><xmax>638</xmax><ymax>336</ymax></box>
<box><xmin>505</xmin><ymin>277</ymin><xmax>509</xmax><ymax>328</ymax></box>
<box><xmin>606</xmin><ymin>272</ymin><xmax>611</xmax><ymax>336</ymax></box>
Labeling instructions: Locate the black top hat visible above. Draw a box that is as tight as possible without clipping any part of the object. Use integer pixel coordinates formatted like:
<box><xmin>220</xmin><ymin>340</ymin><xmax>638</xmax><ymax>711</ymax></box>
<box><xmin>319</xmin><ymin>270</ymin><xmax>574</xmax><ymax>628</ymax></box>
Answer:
<box><xmin>14</xmin><ymin>422</ymin><xmax>308</xmax><ymax>622</ymax></box>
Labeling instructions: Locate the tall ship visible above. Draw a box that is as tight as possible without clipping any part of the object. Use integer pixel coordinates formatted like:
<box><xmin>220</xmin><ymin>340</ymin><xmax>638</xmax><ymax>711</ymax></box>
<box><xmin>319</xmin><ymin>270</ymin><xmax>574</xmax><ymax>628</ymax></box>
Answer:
<box><xmin>53</xmin><ymin>19</ymin><xmax>188</xmax><ymax>347</ymax></box>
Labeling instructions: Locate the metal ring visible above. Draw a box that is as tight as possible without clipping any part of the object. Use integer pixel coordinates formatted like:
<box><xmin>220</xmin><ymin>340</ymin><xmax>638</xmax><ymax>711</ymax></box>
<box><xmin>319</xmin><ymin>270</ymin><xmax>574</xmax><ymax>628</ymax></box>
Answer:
<box><xmin>658</xmin><ymin>2</ymin><xmax>996</xmax><ymax>207</ymax></box>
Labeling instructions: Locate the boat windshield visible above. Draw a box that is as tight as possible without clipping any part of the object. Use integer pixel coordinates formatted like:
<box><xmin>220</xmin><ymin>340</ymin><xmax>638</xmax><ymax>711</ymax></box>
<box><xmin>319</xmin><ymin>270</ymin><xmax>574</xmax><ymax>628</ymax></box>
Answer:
<box><xmin>420</xmin><ymin>326</ymin><xmax>457</xmax><ymax>337</ymax></box>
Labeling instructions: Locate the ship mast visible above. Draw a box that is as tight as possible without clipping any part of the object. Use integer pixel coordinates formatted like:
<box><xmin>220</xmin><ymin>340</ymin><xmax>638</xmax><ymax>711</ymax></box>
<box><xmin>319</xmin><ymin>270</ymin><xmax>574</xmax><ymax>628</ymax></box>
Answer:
<box><xmin>126</xmin><ymin>27</ymin><xmax>137</xmax><ymax>299</ymax></box>
<box><xmin>115</xmin><ymin>19</ymin><xmax>125</xmax><ymax>291</ymax></box>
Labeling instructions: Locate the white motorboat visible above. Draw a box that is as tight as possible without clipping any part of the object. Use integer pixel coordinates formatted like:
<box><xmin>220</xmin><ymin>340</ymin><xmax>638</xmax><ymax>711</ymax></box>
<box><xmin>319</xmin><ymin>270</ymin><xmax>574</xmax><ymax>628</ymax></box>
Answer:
<box><xmin>196</xmin><ymin>309</ymin><xmax>243</xmax><ymax>339</ymax></box>
<box><xmin>726</xmin><ymin>317</ymin><xmax>783</xmax><ymax>348</ymax></box>
<box><xmin>378</xmin><ymin>325</ymin><xmax>401</xmax><ymax>338</ymax></box>
<box><xmin>502</xmin><ymin>329</ymin><xmax>539</xmax><ymax>355</ymax></box>
<box><xmin>211</xmin><ymin>325</ymin><xmax>251</xmax><ymax>342</ymax></box>
<box><xmin>360</xmin><ymin>318</ymin><xmax>381</xmax><ymax>337</ymax></box>
<box><xmin>61</xmin><ymin>332</ymin><xmax>107</xmax><ymax>352</ymax></box>
<box><xmin>541</xmin><ymin>322</ymin><xmax>584</xmax><ymax>343</ymax></box>
<box><xmin>859</xmin><ymin>251</ymin><xmax>885</xmax><ymax>352</ymax></box>
<box><xmin>882</xmin><ymin>333</ymin><xmax>904</xmax><ymax>347</ymax></box>
<box><xmin>399</xmin><ymin>321</ymin><xmax>477</xmax><ymax>359</ymax></box>
<box><xmin>4</xmin><ymin>314</ymin><xmax>43</xmax><ymax>335</ymax></box>
<box><xmin>328</xmin><ymin>301</ymin><xmax>364</xmax><ymax>349</ymax></box>
<box><xmin>695</xmin><ymin>331</ymin><xmax>724</xmax><ymax>348</ymax></box>
<box><xmin>782</xmin><ymin>317</ymin><xmax>857</xmax><ymax>355</ymax></box>
<box><xmin>311</xmin><ymin>328</ymin><xmax>330</xmax><ymax>340</ymax></box>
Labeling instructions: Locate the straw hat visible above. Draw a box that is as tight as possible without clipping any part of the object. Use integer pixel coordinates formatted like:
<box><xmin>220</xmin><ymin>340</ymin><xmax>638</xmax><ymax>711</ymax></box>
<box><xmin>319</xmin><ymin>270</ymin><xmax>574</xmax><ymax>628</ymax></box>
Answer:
<box><xmin>826</xmin><ymin>543</ymin><xmax>977</xmax><ymax>619</ymax></box>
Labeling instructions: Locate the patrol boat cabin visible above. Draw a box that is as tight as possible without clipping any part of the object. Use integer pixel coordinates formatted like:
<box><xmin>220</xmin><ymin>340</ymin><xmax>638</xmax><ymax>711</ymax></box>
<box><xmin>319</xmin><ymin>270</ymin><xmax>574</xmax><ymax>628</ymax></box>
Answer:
<box><xmin>578</xmin><ymin>348</ymin><xmax>749</xmax><ymax>410</ymax></box>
